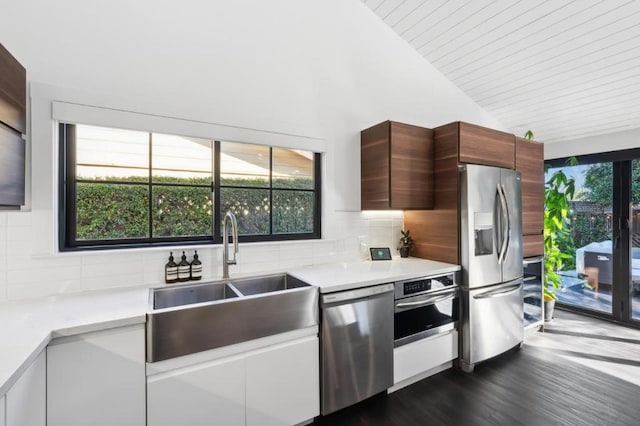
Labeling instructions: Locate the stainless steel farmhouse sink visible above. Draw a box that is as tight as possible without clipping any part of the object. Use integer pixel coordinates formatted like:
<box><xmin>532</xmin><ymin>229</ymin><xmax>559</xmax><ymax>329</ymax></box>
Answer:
<box><xmin>152</xmin><ymin>282</ymin><xmax>240</xmax><ymax>309</ymax></box>
<box><xmin>230</xmin><ymin>273</ymin><xmax>311</xmax><ymax>295</ymax></box>
<box><xmin>146</xmin><ymin>273</ymin><xmax>318</xmax><ymax>362</ymax></box>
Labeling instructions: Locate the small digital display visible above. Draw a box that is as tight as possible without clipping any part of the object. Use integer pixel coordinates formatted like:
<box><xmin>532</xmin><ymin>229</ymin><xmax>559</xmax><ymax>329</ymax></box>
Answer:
<box><xmin>370</xmin><ymin>247</ymin><xmax>392</xmax><ymax>260</ymax></box>
<box><xmin>404</xmin><ymin>279</ymin><xmax>431</xmax><ymax>295</ymax></box>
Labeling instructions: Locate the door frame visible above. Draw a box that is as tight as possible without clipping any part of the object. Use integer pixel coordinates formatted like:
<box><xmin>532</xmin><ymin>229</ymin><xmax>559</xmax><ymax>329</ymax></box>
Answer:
<box><xmin>547</xmin><ymin>150</ymin><xmax>640</xmax><ymax>328</ymax></box>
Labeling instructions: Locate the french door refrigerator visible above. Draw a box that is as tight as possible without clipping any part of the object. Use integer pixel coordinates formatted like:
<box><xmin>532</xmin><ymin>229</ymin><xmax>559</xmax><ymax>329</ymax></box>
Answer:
<box><xmin>459</xmin><ymin>164</ymin><xmax>524</xmax><ymax>372</ymax></box>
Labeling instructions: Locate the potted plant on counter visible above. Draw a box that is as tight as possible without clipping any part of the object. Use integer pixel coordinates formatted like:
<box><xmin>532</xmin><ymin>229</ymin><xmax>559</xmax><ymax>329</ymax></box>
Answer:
<box><xmin>398</xmin><ymin>229</ymin><xmax>414</xmax><ymax>258</ymax></box>
<box><xmin>543</xmin><ymin>158</ymin><xmax>576</xmax><ymax>321</ymax></box>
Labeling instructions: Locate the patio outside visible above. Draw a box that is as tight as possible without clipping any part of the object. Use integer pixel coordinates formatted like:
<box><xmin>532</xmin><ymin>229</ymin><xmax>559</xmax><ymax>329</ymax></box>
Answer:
<box><xmin>547</xmin><ymin>160</ymin><xmax>640</xmax><ymax>320</ymax></box>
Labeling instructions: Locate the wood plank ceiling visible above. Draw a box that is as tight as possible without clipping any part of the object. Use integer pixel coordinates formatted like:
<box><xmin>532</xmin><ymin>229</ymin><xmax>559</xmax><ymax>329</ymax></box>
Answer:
<box><xmin>361</xmin><ymin>0</ymin><xmax>640</xmax><ymax>143</ymax></box>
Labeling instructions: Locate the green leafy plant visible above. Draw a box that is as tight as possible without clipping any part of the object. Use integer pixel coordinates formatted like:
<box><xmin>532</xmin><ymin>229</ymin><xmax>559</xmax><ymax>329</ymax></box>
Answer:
<box><xmin>544</xmin><ymin>158</ymin><xmax>577</xmax><ymax>300</ymax></box>
<box><xmin>76</xmin><ymin>177</ymin><xmax>314</xmax><ymax>240</ymax></box>
<box><xmin>398</xmin><ymin>229</ymin><xmax>414</xmax><ymax>250</ymax></box>
<box><xmin>524</xmin><ymin>129</ymin><xmax>535</xmax><ymax>140</ymax></box>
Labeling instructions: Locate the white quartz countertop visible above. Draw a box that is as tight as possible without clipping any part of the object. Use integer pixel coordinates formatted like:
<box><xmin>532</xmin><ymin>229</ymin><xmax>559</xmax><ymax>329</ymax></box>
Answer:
<box><xmin>288</xmin><ymin>257</ymin><xmax>460</xmax><ymax>293</ymax></box>
<box><xmin>0</xmin><ymin>257</ymin><xmax>459</xmax><ymax>397</ymax></box>
<box><xmin>0</xmin><ymin>286</ymin><xmax>150</xmax><ymax>397</ymax></box>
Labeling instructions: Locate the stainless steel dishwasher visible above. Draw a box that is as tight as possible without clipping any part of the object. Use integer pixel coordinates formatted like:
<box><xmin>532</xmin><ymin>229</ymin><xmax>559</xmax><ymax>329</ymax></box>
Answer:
<box><xmin>320</xmin><ymin>283</ymin><xmax>394</xmax><ymax>415</ymax></box>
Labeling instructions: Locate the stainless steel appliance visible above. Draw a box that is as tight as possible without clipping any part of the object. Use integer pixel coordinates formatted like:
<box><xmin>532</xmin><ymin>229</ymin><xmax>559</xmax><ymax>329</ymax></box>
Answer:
<box><xmin>460</xmin><ymin>164</ymin><xmax>524</xmax><ymax>372</ymax></box>
<box><xmin>320</xmin><ymin>283</ymin><xmax>394</xmax><ymax>415</ymax></box>
<box><xmin>394</xmin><ymin>272</ymin><xmax>459</xmax><ymax>347</ymax></box>
<box><xmin>523</xmin><ymin>256</ymin><xmax>544</xmax><ymax>328</ymax></box>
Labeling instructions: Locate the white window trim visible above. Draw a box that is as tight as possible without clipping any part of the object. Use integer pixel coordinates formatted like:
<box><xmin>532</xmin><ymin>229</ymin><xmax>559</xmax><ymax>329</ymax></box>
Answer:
<box><xmin>51</xmin><ymin>101</ymin><xmax>327</xmax><ymax>153</ymax></box>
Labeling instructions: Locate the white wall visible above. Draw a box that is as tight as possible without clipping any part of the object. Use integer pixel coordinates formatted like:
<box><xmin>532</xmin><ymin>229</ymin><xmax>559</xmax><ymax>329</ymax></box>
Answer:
<box><xmin>544</xmin><ymin>127</ymin><xmax>640</xmax><ymax>159</ymax></box>
<box><xmin>0</xmin><ymin>0</ymin><xmax>503</xmax><ymax>300</ymax></box>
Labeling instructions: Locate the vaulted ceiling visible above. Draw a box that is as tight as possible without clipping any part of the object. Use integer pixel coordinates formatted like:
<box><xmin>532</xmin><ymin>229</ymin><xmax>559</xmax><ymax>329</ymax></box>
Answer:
<box><xmin>361</xmin><ymin>0</ymin><xmax>640</xmax><ymax>143</ymax></box>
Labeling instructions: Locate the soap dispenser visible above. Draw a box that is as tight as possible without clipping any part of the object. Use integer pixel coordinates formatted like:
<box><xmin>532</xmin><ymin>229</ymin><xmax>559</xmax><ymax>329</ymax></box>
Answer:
<box><xmin>164</xmin><ymin>252</ymin><xmax>178</xmax><ymax>284</ymax></box>
<box><xmin>190</xmin><ymin>250</ymin><xmax>202</xmax><ymax>281</ymax></box>
<box><xmin>178</xmin><ymin>251</ymin><xmax>191</xmax><ymax>282</ymax></box>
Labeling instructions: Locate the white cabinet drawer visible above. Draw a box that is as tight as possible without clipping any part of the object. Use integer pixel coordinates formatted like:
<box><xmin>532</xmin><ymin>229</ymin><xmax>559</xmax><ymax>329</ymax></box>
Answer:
<box><xmin>394</xmin><ymin>330</ymin><xmax>457</xmax><ymax>385</ymax></box>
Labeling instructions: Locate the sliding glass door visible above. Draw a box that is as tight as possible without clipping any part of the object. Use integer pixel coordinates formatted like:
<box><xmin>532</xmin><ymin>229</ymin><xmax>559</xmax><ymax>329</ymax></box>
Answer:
<box><xmin>631</xmin><ymin>160</ymin><xmax>640</xmax><ymax>322</ymax></box>
<box><xmin>546</xmin><ymin>161</ymin><xmax>613</xmax><ymax>315</ymax></box>
<box><xmin>547</xmin><ymin>152</ymin><xmax>640</xmax><ymax>326</ymax></box>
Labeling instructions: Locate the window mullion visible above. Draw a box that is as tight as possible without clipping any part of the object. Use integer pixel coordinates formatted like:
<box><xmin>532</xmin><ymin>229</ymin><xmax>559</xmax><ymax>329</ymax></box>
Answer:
<box><xmin>214</xmin><ymin>140</ymin><xmax>221</xmax><ymax>242</ymax></box>
<box><xmin>148</xmin><ymin>133</ymin><xmax>153</xmax><ymax>239</ymax></box>
<box><xmin>269</xmin><ymin>147</ymin><xmax>273</xmax><ymax>236</ymax></box>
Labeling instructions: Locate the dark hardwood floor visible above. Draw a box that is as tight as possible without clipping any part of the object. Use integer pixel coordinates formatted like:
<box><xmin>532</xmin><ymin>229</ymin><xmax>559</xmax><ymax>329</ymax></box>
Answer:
<box><xmin>315</xmin><ymin>310</ymin><xmax>640</xmax><ymax>426</ymax></box>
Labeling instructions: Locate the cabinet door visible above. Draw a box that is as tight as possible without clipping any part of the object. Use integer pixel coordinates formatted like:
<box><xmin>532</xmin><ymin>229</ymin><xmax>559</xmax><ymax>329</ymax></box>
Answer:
<box><xmin>523</xmin><ymin>234</ymin><xmax>543</xmax><ymax>257</ymax></box>
<box><xmin>361</xmin><ymin>121</ymin><xmax>434</xmax><ymax>210</ymax></box>
<box><xmin>459</xmin><ymin>122</ymin><xmax>515</xmax><ymax>169</ymax></box>
<box><xmin>516</xmin><ymin>137</ymin><xmax>544</xmax><ymax>236</ymax></box>
<box><xmin>147</xmin><ymin>354</ymin><xmax>245</xmax><ymax>426</ymax></box>
<box><xmin>361</xmin><ymin>121</ymin><xmax>391</xmax><ymax>210</ymax></box>
<box><xmin>47</xmin><ymin>325</ymin><xmax>146</xmax><ymax>426</ymax></box>
<box><xmin>6</xmin><ymin>351</ymin><xmax>46</xmax><ymax>426</ymax></box>
<box><xmin>0</xmin><ymin>395</ymin><xmax>5</xmax><ymax>426</ymax></box>
<box><xmin>0</xmin><ymin>43</ymin><xmax>26</xmax><ymax>134</ymax></box>
<box><xmin>0</xmin><ymin>124</ymin><xmax>25</xmax><ymax>206</ymax></box>
<box><xmin>389</xmin><ymin>122</ymin><xmax>434</xmax><ymax>210</ymax></box>
<box><xmin>246</xmin><ymin>336</ymin><xmax>319</xmax><ymax>426</ymax></box>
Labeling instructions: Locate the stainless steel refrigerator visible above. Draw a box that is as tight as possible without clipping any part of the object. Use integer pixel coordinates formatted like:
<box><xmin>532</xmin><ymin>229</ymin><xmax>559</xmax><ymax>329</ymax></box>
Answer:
<box><xmin>459</xmin><ymin>164</ymin><xmax>524</xmax><ymax>372</ymax></box>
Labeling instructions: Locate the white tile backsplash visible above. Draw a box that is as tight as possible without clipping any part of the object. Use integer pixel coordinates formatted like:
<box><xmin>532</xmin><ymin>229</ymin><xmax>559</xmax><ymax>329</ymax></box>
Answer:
<box><xmin>6</xmin><ymin>211</ymin><xmax>32</xmax><ymax>227</ymax></box>
<box><xmin>238</xmin><ymin>244</ymin><xmax>280</xmax><ymax>264</ymax></box>
<box><xmin>7</xmin><ymin>279</ymin><xmax>82</xmax><ymax>300</ymax></box>
<box><xmin>0</xmin><ymin>227</ymin><xmax>7</xmax><ymax>258</ymax></box>
<box><xmin>0</xmin><ymin>210</ymin><xmax>403</xmax><ymax>300</ymax></box>
<box><xmin>82</xmin><ymin>273</ymin><xmax>146</xmax><ymax>291</ymax></box>
<box><xmin>7</xmin><ymin>254</ymin><xmax>82</xmax><ymax>271</ymax></box>
<box><xmin>81</xmin><ymin>252</ymin><xmax>144</xmax><ymax>266</ymax></box>
<box><xmin>279</xmin><ymin>242</ymin><xmax>314</xmax><ymax>261</ymax></box>
<box><xmin>0</xmin><ymin>260</ymin><xmax>7</xmax><ymax>302</ymax></box>
<box><xmin>81</xmin><ymin>260</ymin><xmax>143</xmax><ymax>279</ymax></box>
<box><xmin>8</xmin><ymin>264</ymin><xmax>81</xmax><ymax>286</ymax></box>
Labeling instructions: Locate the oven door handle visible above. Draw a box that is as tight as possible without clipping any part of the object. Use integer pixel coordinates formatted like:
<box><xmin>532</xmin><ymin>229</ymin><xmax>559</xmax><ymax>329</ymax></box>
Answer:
<box><xmin>395</xmin><ymin>290</ymin><xmax>458</xmax><ymax>309</ymax></box>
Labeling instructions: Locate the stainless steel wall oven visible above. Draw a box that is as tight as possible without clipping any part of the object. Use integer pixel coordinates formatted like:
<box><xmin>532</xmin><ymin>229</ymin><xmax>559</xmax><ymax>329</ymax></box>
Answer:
<box><xmin>394</xmin><ymin>272</ymin><xmax>459</xmax><ymax>347</ymax></box>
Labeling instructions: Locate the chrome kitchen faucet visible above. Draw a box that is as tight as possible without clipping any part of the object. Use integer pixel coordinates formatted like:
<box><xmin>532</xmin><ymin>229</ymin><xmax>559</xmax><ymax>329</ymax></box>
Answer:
<box><xmin>222</xmin><ymin>211</ymin><xmax>239</xmax><ymax>279</ymax></box>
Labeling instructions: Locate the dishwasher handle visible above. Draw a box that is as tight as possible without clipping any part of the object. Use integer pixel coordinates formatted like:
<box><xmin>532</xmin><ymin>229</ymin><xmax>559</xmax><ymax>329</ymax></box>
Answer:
<box><xmin>321</xmin><ymin>283</ymin><xmax>394</xmax><ymax>305</ymax></box>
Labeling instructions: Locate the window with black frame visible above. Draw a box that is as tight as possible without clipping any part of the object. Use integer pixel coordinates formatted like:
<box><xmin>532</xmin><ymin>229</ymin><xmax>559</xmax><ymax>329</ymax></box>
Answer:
<box><xmin>59</xmin><ymin>123</ymin><xmax>321</xmax><ymax>249</ymax></box>
<box><xmin>547</xmin><ymin>149</ymin><xmax>640</xmax><ymax>327</ymax></box>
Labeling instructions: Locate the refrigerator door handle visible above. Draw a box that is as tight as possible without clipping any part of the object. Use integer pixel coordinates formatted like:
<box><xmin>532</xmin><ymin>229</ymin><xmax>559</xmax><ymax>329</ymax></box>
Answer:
<box><xmin>497</xmin><ymin>185</ymin><xmax>509</xmax><ymax>264</ymax></box>
<box><xmin>499</xmin><ymin>184</ymin><xmax>511</xmax><ymax>263</ymax></box>
<box><xmin>494</xmin><ymin>186</ymin><xmax>503</xmax><ymax>262</ymax></box>
<box><xmin>473</xmin><ymin>282</ymin><xmax>521</xmax><ymax>299</ymax></box>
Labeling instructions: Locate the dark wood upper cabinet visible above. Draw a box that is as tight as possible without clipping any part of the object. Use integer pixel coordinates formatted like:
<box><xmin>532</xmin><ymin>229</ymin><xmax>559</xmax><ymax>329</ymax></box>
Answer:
<box><xmin>0</xmin><ymin>43</ymin><xmax>26</xmax><ymax>134</ymax></box>
<box><xmin>405</xmin><ymin>122</ymin><xmax>524</xmax><ymax>264</ymax></box>
<box><xmin>404</xmin><ymin>122</ymin><xmax>460</xmax><ymax>264</ymax></box>
<box><xmin>0</xmin><ymin>122</ymin><xmax>25</xmax><ymax>206</ymax></box>
<box><xmin>361</xmin><ymin>121</ymin><xmax>434</xmax><ymax>210</ymax></box>
<box><xmin>516</xmin><ymin>137</ymin><xmax>544</xmax><ymax>238</ymax></box>
<box><xmin>458</xmin><ymin>122</ymin><xmax>515</xmax><ymax>169</ymax></box>
<box><xmin>0</xmin><ymin>43</ymin><xmax>26</xmax><ymax>207</ymax></box>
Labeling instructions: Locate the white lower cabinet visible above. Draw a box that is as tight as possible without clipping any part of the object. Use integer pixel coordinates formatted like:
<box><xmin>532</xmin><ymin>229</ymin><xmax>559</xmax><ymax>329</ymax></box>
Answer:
<box><xmin>0</xmin><ymin>395</ymin><xmax>5</xmax><ymax>426</ymax></box>
<box><xmin>246</xmin><ymin>336</ymin><xmax>319</xmax><ymax>426</ymax></box>
<box><xmin>147</xmin><ymin>331</ymin><xmax>319</xmax><ymax>426</ymax></box>
<box><xmin>147</xmin><ymin>354</ymin><xmax>246</xmax><ymax>426</ymax></box>
<box><xmin>394</xmin><ymin>330</ymin><xmax>458</xmax><ymax>386</ymax></box>
<box><xmin>47</xmin><ymin>324</ymin><xmax>146</xmax><ymax>426</ymax></box>
<box><xmin>6</xmin><ymin>351</ymin><xmax>46</xmax><ymax>426</ymax></box>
